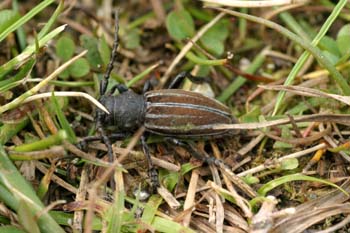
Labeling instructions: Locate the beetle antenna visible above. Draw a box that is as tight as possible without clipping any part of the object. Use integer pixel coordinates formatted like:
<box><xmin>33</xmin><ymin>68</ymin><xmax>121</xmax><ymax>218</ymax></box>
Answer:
<box><xmin>100</xmin><ymin>10</ymin><xmax>120</xmax><ymax>96</ymax></box>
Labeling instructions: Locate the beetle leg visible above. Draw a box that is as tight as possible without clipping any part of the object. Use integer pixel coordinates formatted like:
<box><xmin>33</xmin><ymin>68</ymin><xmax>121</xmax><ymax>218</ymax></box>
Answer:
<box><xmin>166</xmin><ymin>138</ymin><xmax>226</xmax><ymax>167</ymax></box>
<box><xmin>187</xmin><ymin>74</ymin><xmax>212</xmax><ymax>85</ymax></box>
<box><xmin>96</xmin><ymin>127</ymin><xmax>113</xmax><ymax>162</ymax></box>
<box><xmin>77</xmin><ymin>133</ymin><xmax>128</xmax><ymax>151</ymax></box>
<box><xmin>164</xmin><ymin>137</ymin><xmax>206</xmax><ymax>161</ymax></box>
<box><xmin>109</xmin><ymin>84</ymin><xmax>128</xmax><ymax>95</ymax></box>
<box><xmin>167</xmin><ymin>71</ymin><xmax>187</xmax><ymax>89</ymax></box>
<box><xmin>167</xmin><ymin>71</ymin><xmax>212</xmax><ymax>89</ymax></box>
<box><xmin>166</xmin><ymin>137</ymin><xmax>229</xmax><ymax>170</ymax></box>
<box><xmin>141</xmin><ymin>135</ymin><xmax>159</xmax><ymax>192</ymax></box>
<box><xmin>97</xmin><ymin>125</ymin><xmax>116</xmax><ymax>189</ymax></box>
<box><xmin>166</xmin><ymin>138</ymin><xmax>257</xmax><ymax>197</ymax></box>
<box><xmin>94</xmin><ymin>104</ymin><xmax>116</xmax><ymax>187</ymax></box>
<box><xmin>142</xmin><ymin>80</ymin><xmax>152</xmax><ymax>94</ymax></box>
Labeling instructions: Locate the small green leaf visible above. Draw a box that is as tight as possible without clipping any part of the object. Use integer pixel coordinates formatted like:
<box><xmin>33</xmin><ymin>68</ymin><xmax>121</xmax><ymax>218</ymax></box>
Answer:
<box><xmin>68</xmin><ymin>58</ymin><xmax>90</xmax><ymax>78</ymax></box>
<box><xmin>80</xmin><ymin>35</ymin><xmax>104</xmax><ymax>70</ymax></box>
<box><xmin>56</xmin><ymin>36</ymin><xmax>75</xmax><ymax>61</ymax></box>
<box><xmin>58</xmin><ymin>68</ymin><xmax>70</xmax><ymax>79</ymax></box>
<box><xmin>188</xmin><ymin>6</ymin><xmax>212</xmax><ymax>22</ymax></box>
<box><xmin>241</xmin><ymin>106</ymin><xmax>261</xmax><ymax>123</ymax></box>
<box><xmin>124</xmin><ymin>28</ymin><xmax>140</xmax><ymax>49</ymax></box>
<box><xmin>166</xmin><ymin>10</ymin><xmax>195</xmax><ymax>40</ymax></box>
<box><xmin>99</xmin><ymin>36</ymin><xmax>111</xmax><ymax>66</ymax></box>
<box><xmin>159</xmin><ymin>169</ymin><xmax>179</xmax><ymax>191</ymax></box>
<box><xmin>201</xmin><ymin>37</ymin><xmax>225</xmax><ymax>56</ymax></box>
<box><xmin>273</xmin><ymin>126</ymin><xmax>293</xmax><ymax>149</ymax></box>
<box><xmin>337</xmin><ymin>24</ymin><xmax>350</xmax><ymax>56</ymax></box>
<box><xmin>243</xmin><ymin>175</ymin><xmax>260</xmax><ymax>185</ymax></box>
<box><xmin>181</xmin><ymin>162</ymin><xmax>197</xmax><ymax>175</ymax></box>
<box><xmin>281</xmin><ymin>158</ymin><xmax>299</xmax><ymax>170</ymax></box>
<box><xmin>322</xmin><ymin>50</ymin><xmax>339</xmax><ymax>65</ymax></box>
<box><xmin>319</xmin><ymin>36</ymin><xmax>341</xmax><ymax>57</ymax></box>
<box><xmin>0</xmin><ymin>10</ymin><xmax>20</xmax><ymax>33</ymax></box>
<box><xmin>200</xmin><ymin>19</ymin><xmax>229</xmax><ymax>56</ymax></box>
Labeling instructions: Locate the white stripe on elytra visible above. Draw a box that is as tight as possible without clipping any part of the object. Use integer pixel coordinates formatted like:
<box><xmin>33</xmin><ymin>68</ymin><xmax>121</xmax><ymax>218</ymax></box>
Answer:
<box><xmin>145</xmin><ymin>113</ymin><xmax>201</xmax><ymax>119</ymax></box>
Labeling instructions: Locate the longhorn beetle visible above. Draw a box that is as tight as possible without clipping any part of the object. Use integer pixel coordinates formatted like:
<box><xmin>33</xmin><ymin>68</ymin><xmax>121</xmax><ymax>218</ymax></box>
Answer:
<box><xmin>83</xmin><ymin>12</ymin><xmax>255</xmax><ymax>197</ymax></box>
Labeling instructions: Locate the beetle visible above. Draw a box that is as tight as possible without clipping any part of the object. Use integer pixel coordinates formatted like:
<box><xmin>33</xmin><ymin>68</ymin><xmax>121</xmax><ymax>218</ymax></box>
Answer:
<box><xmin>97</xmin><ymin>77</ymin><xmax>237</xmax><ymax>139</ymax></box>
<box><xmin>83</xmin><ymin>13</ymin><xmax>254</xmax><ymax>196</ymax></box>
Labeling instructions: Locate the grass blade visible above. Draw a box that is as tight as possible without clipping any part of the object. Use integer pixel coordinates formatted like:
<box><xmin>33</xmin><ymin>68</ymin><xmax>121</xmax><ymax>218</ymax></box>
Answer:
<box><xmin>212</xmin><ymin>6</ymin><xmax>350</xmax><ymax>99</ymax></box>
<box><xmin>0</xmin><ymin>146</ymin><xmax>65</xmax><ymax>233</ymax></box>
<box><xmin>0</xmin><ymin>24</ymin><xmax>67</xmax><ymax>80</ymax></box>
<box><xmin>272</xmin><ymin>0</ymin><xmax>349</xmax><ymax>114</ymax></box>
<box><xmin>51</xmin><ymin>93</ymin><xmax>77</xmax><ymax>143</ymax></box>
<box><xmin>37</xmin><ymin>0</ymin><xmax>64</xmax><ymax>39</ymax></box>
<box><xmin>258</xmin><ymin>173</ymin><xmax>348</xmax><ymax>196</ymax></box>
<box><xmin>0</xmin><ymin>0</ymin><xmax>54</xmax><ymax>42</ymax></box>
<box><xmin>0</xmin><ymin>50</ymin><xmax>87</xmax><ymax>115</ymax></box>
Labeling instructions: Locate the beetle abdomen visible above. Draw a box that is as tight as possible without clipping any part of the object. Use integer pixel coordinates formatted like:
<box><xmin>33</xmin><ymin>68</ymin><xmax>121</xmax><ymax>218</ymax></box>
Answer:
<box><xmin>144</xmin><ymin>89</ymin><xmax>235</xmax><ymax>137</ymax></box>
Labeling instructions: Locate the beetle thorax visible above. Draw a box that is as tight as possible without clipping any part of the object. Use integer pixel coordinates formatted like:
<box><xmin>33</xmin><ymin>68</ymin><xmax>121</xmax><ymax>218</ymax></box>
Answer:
<box><xmin>98</xmin><ymin>91</ymin><xmax>146</xmax><ymax>132</ymax></box>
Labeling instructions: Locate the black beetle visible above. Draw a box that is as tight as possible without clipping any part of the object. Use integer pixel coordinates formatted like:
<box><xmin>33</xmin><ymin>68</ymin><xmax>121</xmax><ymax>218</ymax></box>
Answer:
<box><xmin>97</xmin><ymin>79</ymin><xmax>237</xmax><ymax>138</ymax></box>
<box><xmin>84</xmin><ymin>13</ymin><xmax>254</xmax><ymax>196</ymax></box>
